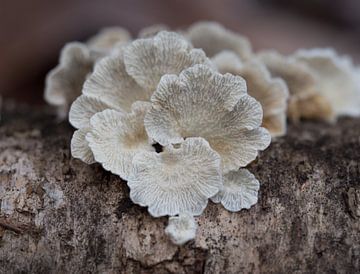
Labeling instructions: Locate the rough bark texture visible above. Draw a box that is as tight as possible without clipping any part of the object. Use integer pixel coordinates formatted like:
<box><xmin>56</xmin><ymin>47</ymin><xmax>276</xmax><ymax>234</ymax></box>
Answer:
<box><xmin>0</xmin><ymin>101</ymin><xmax>359</xmax><ymax>274</ymax></box>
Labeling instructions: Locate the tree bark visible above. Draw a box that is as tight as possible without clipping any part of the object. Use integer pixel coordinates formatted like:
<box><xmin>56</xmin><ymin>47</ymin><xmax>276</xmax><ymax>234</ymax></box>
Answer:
<box><xmin>0</xmin><ymin>101</ymin><xmax>359</xmax><ymax>274</ymax></box>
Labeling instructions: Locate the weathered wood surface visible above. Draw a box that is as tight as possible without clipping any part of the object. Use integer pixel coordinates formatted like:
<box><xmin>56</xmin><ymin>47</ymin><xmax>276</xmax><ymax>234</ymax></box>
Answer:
<box><xmin>0</xmin><ymin>101</ymin><xmax>359</xmax><ymax>274</ymax></box>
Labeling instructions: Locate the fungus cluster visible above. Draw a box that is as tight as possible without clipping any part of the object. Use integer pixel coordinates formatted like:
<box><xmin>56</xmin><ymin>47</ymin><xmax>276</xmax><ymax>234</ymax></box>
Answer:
<box><xmin>45</xmin><ymin>22</ymin><xmax>360</xmax><ymax>245</ymax></box>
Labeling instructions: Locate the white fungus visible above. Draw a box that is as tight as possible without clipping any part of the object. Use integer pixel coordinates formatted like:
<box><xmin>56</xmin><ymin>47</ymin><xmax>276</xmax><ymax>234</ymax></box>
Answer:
<box><xmin>138</xmin><ymin>24</ymin><xmax>169</xmax><ymax>38</ymax></box>
<box><xmin>44</xmin><ymin>42</ymin><xmax>95</xmax><ymax>115</ymax></box>
<box><xmin>82</xmin><ymin>52</ymin><xmax>150</xmax><ymax>112</ymax></box>
<box><xmin>211</xmin><ymin>169</ymin><xmax>260</xmax><ymax>212</ymax></box>
<box><xmin>69</xmin><ymin>95</ymin><xmax>113</xmax><ymax>130</ymax></box>
<box><xmin>43</xmin><ymin>22</ymin><xmax>360</xmax><ymax>246</ymax></box>
<box><xmin>124</xmin><ymin>31</ymin><xmax>211</xmax><ymax>92</ymax></box>
<box><xmin>68</xmin><ymin>95</ymin><xmax>112</xmax><ymax>164</ymax></box>
<box><xmin>69</xmin><ymin>31</ymin><xmax>211</xmax><ymax>165</ymax></box>
<box><xmin>45</xmin><ymin>27</ymin><xmax>131</xmax><ymax>117</ymax></box>
<box><xmin>70</xmin><ymin>128</ymin><xmax>96</xmax><ymax>164</ymax></box>
<box><xmin>86</xmin><ymin>102</ymin><xmax>154</xmax><ymax>180</ymax></box>
<box><xmin>212</xmin><ymin>51</ymin><xmax>289</xmax><ymax>137</ymax></box>
<box><xmin>127</xmin><ymin>137</ymin><xmax>222</xmax><ymax>217</ymax></box>
<box><xmin>187</xmin><ymin>21</ymin><xmax>252</xmax><ymax>60</ymax></box>
<box><xmin>86</xmin><ymin>26</ymin><xmax>131</xmax><ymax>51</ymax></box>
<box><xmin>165</xmin><ymin>213</ymin><xmax>198</xmax><ymax>245</ymax></box>
<box><xmin>294</xmin><ymin>48</ymin><xmax>360</xmax><ymax>118</ymax></box>
<box><xmin>258</xmin><ymin>50</ymin><xmax>334</xmax><ymax>121</ymax></box>
<box><xmin>145</xmin><ymin>64</ymin><xmax>271</xmax><ymax>173</ymax></box>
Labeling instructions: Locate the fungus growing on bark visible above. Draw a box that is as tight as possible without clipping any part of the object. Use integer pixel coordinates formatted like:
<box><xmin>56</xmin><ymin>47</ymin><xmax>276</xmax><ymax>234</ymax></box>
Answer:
<box><xmin>211</xmin><ymin>169</ymin><xmax>260</xmax><ymax>212</ymax></box>
<box><xmin>165</xmin><ymin>213</ymin><xmax>198</xmax><ymax>245</ymax></box>
<box><xmin>43</xmin><ymin>22</ymin><xmax>360</xmax><ymax>247</ymax></box>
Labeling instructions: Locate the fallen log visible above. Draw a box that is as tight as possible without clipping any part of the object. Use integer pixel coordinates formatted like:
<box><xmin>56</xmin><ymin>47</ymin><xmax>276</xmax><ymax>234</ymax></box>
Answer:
<box><xmin>0</xmin><ymin>100</ymin><xmax>359</xmax><ymax>273</ymax></box>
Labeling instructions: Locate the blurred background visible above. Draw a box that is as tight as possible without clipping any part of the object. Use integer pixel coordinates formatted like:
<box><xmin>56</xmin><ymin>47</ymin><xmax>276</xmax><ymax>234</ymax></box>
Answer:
<box><xmin>1</xmin><ymin>0</ymin><xmax>360</xmax><ymax>105</ymax></box>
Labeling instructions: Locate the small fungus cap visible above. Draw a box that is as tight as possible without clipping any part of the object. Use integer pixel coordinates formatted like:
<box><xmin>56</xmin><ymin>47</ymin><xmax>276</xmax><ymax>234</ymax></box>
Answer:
<box><xmin>212</xmin><ymin>51</ymin><xmax>289</xmax><ymax>137</ymax></box>
<box><xmin>87</xmin><ymin>27</ymin><xmax>131</xmax><ymax>51</ymax></box>
<box><xmin>44</xmin><ymin>42</ymin><xmax>94</xmax><ymax>108</ymax></box>
<box><xmin>187</xmin><ymin>21</ymin><xmax>252</xmax><ymax>60</ymax></box>
<box><xmin>127</xmin><ymin>137</ymin><xmax>222</xmax><ymax>217</ymax></box>
<box><xmin>45</xmin><ymin>27</ymin><xmax>132</xmax><ymax>118</ymax></box>
<box><xmin>124</xmin><ymin>31</ymin><xmax>211</xmax><ymax>92</ymax></box>
<box><xmin>82</xmin><ymin>52</ymin><xmax>149</xmax><ymax>112</ymax></box>
<box><xmin>211</xmin><ymin>169</ymin><xmax>259</xmax><ymax>212</ymax></box>
<box><xmin>258</xmin><ymin>50</ymin><xmax>334</xmax><ymax>121</ymax></box>
<box><xmin>294</xmin><ymin>48</ymin><xmax>360</xmax><ymax>117</ymax></box>
<box><xmin>86</xmin><ymin>102</ymin><xmax>154</xmax><ymax>180</ymax></box>
<box><xmin>165</xmin><ymin>213</ymin><xmax>198</xmax><ymax>245</ymax></box>
<box><xmin>257</xmin><ymin>50</ymin><xmax>316</xmax><ymax>98</ymax></box>
<box><xmin>138</xmin><ymin>24</ymin><xmax>169</xmax><ymax>38</ymax></box>
<box><xmin>69</xmin><ymin>95</ymin><xmax>113</xmax><ymax>163</ymax></box>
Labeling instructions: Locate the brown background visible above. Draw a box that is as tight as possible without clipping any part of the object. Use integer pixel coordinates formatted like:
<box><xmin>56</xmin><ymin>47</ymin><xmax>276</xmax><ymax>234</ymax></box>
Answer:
<box><xmin>1</xmin><ymin>0</ymin><xmax>360</xmax><ymax>104</ymax></box>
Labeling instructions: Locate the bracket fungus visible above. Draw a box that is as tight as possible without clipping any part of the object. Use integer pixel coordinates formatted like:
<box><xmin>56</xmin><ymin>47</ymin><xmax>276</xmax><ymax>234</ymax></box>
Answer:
<box><xmin>123</xmin><ymin>31</ymin><xmax>211</xmax><ymax>92</ymax></box>
<box><xmin>258</xmin><ymin>49</ymin><xmax>360</xmax><ymax>121</ymax></box>
<box><xmin>69</xmin><ymin>31</ymin><xmax>210</xmax><ymax>164</ymax></box>
<box><xmin>293</xmin><ymin>48</ymin><xmax>360</xmax><ymax>118</ymax></box>
<box><xmin>45</xmin><ymin>42</ymin><xmax>95</xmax><ymax>117</ymax></box>
<box><xmin>212</xmin><ymin>51</ymin><xmax>289</xmax><ymax>137</ymax></box>
<box><xmin>144</xmin><ymin>64</ymin><xmax>271</xmax><ymax>173</ymax></box>
<box><xmin>187</xmin><ymin>21</ymin><xmax>252</xmax><ymax>60</ymax></box>
<box><xmin>165</xmin><ymin>213</ymin><xmax>198</xmax><ymax>245</ymax></box>
<box><xmin>128</xmin><ymin>137</ymin><xmax>222</xmax><ymax>217</ymax></box>
<box><xmin>87</xmin><ymin>102</ymin><xmax>154</xmax><ymax>180</ymax></box>
<box><xmin>43</xmin><ymin>22</ymin><xmax>360</xmax><ymax>245</ymax></box>
<box><xmin>257</xmin><ymin>50</ymin><xmax>335</xmax><ymax>122</ymax></box>
<box><xmin>69</xmin><ymin>95</ymin><xmax>112</xmax><ymax>164</ymax></box>
<box><xmin>211</xmin><ymin>169</ymin><xmax>260</xmax><ymax>212</ymax></box>
<box><xmin>45</xmin><ymin>27</ymin><xmax>131</xmax><ymax>117</ymax></box>
<box><xmin>138</xmin><ymin>24</ymin><xmax>169</xmax><ymax>38</ymax></box>
<box><xmin>86</xmin><ymin>27</ymin><xmax>131</xmax><ymax>52</ymax></box>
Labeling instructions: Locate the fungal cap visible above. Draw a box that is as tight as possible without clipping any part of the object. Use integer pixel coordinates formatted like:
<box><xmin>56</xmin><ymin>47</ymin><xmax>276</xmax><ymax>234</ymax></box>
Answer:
<box><xmin>187</xmin><ymin>21</ymin><xmax>252</xmax><ymax>59</ymax></box>
<box><xmin>82</xmin><ymin>52</ymin><xmax>150</xmax><ymax>113</ymax></box>
<box><xmin>294</xmin><ymin>48</ymin><xmax>360</xmax><ymax>117</ymax></box>
<box><xmin>211</xmin><ymin>169</ymin><xmax>259</xmax><ymax>211</ymax></box>
<box><xmin>165</xmin><ymin>213</ymin><xmax>197</xmax><ymax>245</ymax></box>
<box><xmin>212</xmin><ymin>50</ymin><xmax>244</xmax><ymax>74</ymax></box>
<box><xmin>127</xmin><ymin>137</ymin><xmax>222</xmax><ymax>217</ymax></box>
<box><xmin>44</xmin><ymin>42</ymin><xmax>93</xmax><ymax>107</ymax></box>
<box><xmin>258</xmin><ymin>50</ymin><xmax>336</xmax><ymax>121</ymax></box>
<box><xmin>69</xmin><ymin>95</ymin><xmax>112</xmax><ymax>129</ymax></box>
<box><xmin>70</xmin><ymin>128</ymin><xmax>95</xmax><ymax>164</ymax></box>
<box><xmin>145</xmin><ymin>64</ymin><xmax>271</xmax><ymax>173</ymax></box>
<box><xmin>213</xmin><ymin>52</ymin><xmax>289</xmax><ymax>137</ymax></box>
<box><xmin>87</xmin><ymin>27</ymin><xmax>131</xmax><ymax>51</ymax></box>
<box><xmin>124</xmin><ymin>31</ymin><xmax>211</xmax><ymax>92</ymax></box>
<box><xmin>68</xmin><ymin>95</ymin><xmax>113</xmax><ymax>163</ymax></box>
<box><xmin>86</xmin><ymin>101</ymin><xmax>154</xmax><ymax>180</ymax></box>
<box><xmin>138</xmin><ymin>24</ymin><xmax>169</xmax><ymax>38</ymax></box>
<box><xmin>257</xmin><ymin>50</ymin><xmax>317</xmax><ymax>98</ymax></box>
